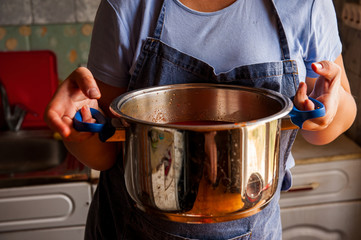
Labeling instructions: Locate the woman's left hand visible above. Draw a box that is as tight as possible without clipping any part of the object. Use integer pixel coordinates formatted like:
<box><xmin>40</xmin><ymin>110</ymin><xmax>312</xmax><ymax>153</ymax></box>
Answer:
<box><xmin>293</xmin><ymin>60</ymin><xmax>342</xmax><ymax>131</ymax></box>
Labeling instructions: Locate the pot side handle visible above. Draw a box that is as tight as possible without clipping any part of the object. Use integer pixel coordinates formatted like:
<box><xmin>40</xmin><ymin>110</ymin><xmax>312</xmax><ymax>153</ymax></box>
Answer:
<box><xmin>73</xmin><ymin>108</ymin><xmax>116</xmax><ymax>142</ymax></box>
<box><xmin>289</xmin><ymin>97</ymin><xmax>326</xmax><ymax>129</ymax></box>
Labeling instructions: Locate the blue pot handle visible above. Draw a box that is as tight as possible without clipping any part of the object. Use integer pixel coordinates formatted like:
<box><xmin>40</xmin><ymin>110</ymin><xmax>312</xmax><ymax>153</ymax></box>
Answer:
<box><xmin>73</xmin><ymin>108</ymin><xmax>115</xmax><ymax>142</ymax></box>
<box><xmin>289</xmin><ymin>97</ymin><xmax>326</xmax><ymax>128</ymax></box>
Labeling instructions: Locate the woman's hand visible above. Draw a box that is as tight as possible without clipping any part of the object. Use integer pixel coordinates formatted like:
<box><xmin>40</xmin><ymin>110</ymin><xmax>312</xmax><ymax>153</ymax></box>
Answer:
<box><xmin>44</xmin><ymin>67</ymin><xmax>101</xmax><ymax>141</ymax></box>
<box><xmin>293</xmin><ymin>60</ymin><xmax>342</xmax><ymax>131</ymax></box>
<box><xmin>45</xmin><ymin>67</ymin><xmax>127</xmax><ymax>170</ymax></box>
<box><xmin>293</xmin><ymin>56</ymin><xmax>356</xmax><ymax>145</ymax></box>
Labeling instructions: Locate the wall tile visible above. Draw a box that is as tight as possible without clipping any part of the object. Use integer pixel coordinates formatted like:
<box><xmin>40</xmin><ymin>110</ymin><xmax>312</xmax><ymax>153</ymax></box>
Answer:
<box><xmin>0</xmin><ymin>26</ymin><xmax>31</xmax><ymax>51</ymax></box>
<box><xmin>32</xmin><ymin>0</ymin><xmax>76</xmax><ymax>24</ymax></box>
<box><xmin>0</xmin><ymin>24</ymin><xmax>92</xmax><ymax>80</ymax></box>
<box><xmin>28</xmin><ymin>24</ymin><xmax>93</xmax><ymax>80</ymax></box>
<box><xmin>336</xmin><ymin>1</ymin><xmax>361</xmax><ymax>146</ymax></box>
<box><xmin>0</xmin><ymin>0</ymin><xmax>32</xmax><ymax>26</ymax></box>
<box><xmin>75</xmin><ymin>0</ymin><xmax>101</xmax><ymax>22</ymax></box>
<box><xmin>342</xmin><ymin>27</ymin><xmax>361</xmax><ymax>76</ymax></box>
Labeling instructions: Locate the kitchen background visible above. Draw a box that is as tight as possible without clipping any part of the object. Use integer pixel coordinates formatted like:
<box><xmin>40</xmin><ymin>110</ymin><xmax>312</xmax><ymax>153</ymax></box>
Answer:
<box><xmin>1</xmin><ymin>0</ymin><xmax>361</xmax><ymax>239</ymax></box>
<box><xmin>0</xmin><ymin>0</ymin><xmax>100</xmax><ymax>80</ymax></box>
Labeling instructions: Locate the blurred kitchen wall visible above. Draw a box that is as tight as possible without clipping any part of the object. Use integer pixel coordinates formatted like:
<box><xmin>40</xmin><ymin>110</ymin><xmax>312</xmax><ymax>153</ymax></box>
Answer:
<box><xmin>334</xmin><ymin>0</ymin><xmax>361</xmax><ymax>146</ymax></box>
<box><xmin>0</xmin><ymin>0</ymin><xmax>360</xmax><ymax>146</ymax></box>
<box><xmin>0</xmin><ymin>0</ymin><xmax>100</xmax><ymax>80</ymax></box>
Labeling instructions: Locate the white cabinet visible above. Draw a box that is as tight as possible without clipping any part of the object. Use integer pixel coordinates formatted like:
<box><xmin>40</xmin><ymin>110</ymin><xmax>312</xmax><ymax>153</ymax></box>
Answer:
<box><xmin>280</xmin><ymin>135</ymin><xmax>361</xmax><ymax>240</ymax></box>
<box><xmin>281</xmin><ymin>200</ymin><xmax>361</xmax><ymax>240</ymax></box>
<box><xmin>0</xmin><ymin>182</ymin><xmax>92</xmax><ymax>240</ymax></box>
<box><xmin>0</xmin><ymin>226</ymin><xmax>86</xmax><ymax>240</ymax></box>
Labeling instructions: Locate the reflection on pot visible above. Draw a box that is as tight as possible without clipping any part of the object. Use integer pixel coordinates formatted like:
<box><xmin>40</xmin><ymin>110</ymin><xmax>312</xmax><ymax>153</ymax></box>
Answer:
<box><xmin>124</xmin><ymin>119</ymin><xmax>280</xmax><ymax>223</ymax></box>
<box><xmin>149</xmin><ymin>128</ymin><xmax>184</xmax><ymax>211</ymax></box>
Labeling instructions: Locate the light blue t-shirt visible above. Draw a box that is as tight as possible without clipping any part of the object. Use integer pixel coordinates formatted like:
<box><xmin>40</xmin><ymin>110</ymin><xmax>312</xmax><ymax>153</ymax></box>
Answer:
<box><xmin>88</xmin><ymin>0</ymin><xmax>341</xmax><ymax>88</ymax></box>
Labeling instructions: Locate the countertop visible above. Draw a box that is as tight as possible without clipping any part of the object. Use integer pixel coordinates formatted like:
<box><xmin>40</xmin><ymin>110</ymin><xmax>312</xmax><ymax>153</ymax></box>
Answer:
<box><xmin>292</xmin><ymin>134</ymin><xmax>361</xmax><ymax>165</ymax></box>
<box><xmin>0</xmin><ymin>153</ymin><xmax>90</xmax><ymax>188</ymax></box>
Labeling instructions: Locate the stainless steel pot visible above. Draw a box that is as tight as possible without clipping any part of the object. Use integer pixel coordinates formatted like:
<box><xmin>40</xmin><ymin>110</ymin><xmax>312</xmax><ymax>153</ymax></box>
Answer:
<box><xmin>74</xmin><ymin>83</ymin><xmax>324</xmax><ymax>223</ymax></box>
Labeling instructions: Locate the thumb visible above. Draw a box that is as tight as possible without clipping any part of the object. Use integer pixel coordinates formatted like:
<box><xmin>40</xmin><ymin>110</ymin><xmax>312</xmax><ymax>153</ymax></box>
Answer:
<box><xmin>311</xmin><ymin>61</ymin><xmax>341</xmax><ymax>81</ymax></box>
<box><xmin>71</xmin><ymin>67</ymin><xmax>101</xmax><ymax>99</ymax></box>
<box><xmin>294</xmin><ymin>82</ymin><xmax>315</xmax><ymax>111</ymax></box>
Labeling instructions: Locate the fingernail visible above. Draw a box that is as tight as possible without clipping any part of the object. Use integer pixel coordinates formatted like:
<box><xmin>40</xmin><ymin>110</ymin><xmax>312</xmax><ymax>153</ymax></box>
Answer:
<box><xmin>88</xmin><ymin>88</ymin><xmax>100</xmax><ymax>98</ymax></box>
<box><xmin>313</xmin><ymin>63</ymin><xmax>323</xmax><ymax>70</ymax></box>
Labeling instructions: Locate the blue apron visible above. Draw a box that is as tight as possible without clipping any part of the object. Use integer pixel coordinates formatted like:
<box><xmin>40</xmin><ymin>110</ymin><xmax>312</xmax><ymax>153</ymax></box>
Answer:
<box><xmin>85</xmin><ymin>0</ymin><xmax>298</xmax><ymax>239</ymax></box>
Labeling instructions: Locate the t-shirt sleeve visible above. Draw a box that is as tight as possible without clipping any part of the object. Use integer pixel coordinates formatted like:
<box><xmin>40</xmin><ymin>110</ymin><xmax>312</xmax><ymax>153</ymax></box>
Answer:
<box><xmin>87</xmin><ymin>0</ymin><xmax>133</xmax><ymax>88</ymax></box>
<box><xmin>304</xmin><ymin>0</ymin><xmax>342</xmax><ymax>78</ymax></box>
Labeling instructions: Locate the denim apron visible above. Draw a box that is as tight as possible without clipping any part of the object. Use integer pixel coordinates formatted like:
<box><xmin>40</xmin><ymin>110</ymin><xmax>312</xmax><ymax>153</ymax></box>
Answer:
<box><xmin>85</xmin><ymin>0</ymin><xmax>299</xmax><ymax>239</ymax></box>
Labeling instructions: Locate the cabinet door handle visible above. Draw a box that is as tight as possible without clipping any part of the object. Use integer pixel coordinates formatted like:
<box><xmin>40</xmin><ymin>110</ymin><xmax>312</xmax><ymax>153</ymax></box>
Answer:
<box><xmin>287</xmin><ymin>182</ymin><xmax>320</xmax><ymax>192</ymax></box>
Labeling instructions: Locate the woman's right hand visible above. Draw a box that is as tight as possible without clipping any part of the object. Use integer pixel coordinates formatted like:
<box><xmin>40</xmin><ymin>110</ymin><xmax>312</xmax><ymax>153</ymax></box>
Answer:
<box><xmin>45</xmin><ymin>67</ymin><xmax>101</xmax><ymax>141</ymax></box>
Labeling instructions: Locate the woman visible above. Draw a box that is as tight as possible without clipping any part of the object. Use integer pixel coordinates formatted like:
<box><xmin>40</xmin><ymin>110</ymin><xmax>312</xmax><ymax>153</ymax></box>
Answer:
<box><xmin>45</xmin><ymin>0</ymin><xmax>356</xmax><ymax>239</ymax></box>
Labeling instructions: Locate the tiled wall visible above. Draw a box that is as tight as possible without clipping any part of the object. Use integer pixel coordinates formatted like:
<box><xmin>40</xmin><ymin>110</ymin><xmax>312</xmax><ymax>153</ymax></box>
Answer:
<box><xmin>333</xmin><ymin>0</ymin><xmax>361</xmax><ymax>145</ymax></box>
<box><xmin>338</xmin><ymin>25</ymin><xmax>361</xmax><ymax>145</ymax></box>
<box><xmin>0</xmin><ymin>0</ymin><xmax>100</xmax><ymax>80</ymax></box>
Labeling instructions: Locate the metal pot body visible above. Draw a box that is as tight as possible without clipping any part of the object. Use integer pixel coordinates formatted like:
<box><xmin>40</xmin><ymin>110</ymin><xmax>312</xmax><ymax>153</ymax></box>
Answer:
<box><xmin>110</xmin><ymin>83</ymin><xmax>292</xmax><ymax>223</ymax></box>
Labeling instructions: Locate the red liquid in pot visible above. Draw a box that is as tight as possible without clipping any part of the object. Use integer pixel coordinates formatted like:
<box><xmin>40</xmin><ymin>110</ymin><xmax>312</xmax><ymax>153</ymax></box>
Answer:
<box><xmin>170</xmin><ymin>120</ymin><xmax>233</xmax><ymax>125</ymax></box>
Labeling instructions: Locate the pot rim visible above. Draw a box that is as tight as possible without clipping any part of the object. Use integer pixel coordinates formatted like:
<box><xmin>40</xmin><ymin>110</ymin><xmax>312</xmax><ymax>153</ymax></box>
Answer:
<box><xmin>109</xmin><ymin>83</ymin><xmax>293</xmax><ymax>131</ymax></box>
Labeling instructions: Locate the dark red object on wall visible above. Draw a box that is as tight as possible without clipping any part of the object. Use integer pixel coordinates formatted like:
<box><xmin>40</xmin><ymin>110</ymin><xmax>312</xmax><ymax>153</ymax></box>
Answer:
<box><xmin>0</xmin><ymin>50</ymin><xmax>58</xmax><ymax>129</ymax></box>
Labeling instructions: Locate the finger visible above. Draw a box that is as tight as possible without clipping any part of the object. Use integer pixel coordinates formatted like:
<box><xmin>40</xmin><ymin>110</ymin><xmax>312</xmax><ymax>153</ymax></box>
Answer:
<box><xmin>62</xmin><ymin>115</ymin><xmax>95</xmax><ymax>142</ymax></box>
<box><xmin>80</xmin><ymin>105</ymin><xmax>96</xmax><ymax>123</ymax></box>
<box><xmin>311</xmin><ymin>61</ymin><xmax>341</xmax><ymax>82</ymax></box>
<box><xmin>294</xmin><ymin>82</ymin><xmax>308</xmax><ymax>110</ymax></box>
<box><xmin>71</xmin><ymin>67</ymin><xmax>101</xmax><ymax>99</ymax></box>
<box><xmin>311</xmin><ymin>61</ymin><xmax>342</xmax><ymax>100</ymax></box>
<box><xmin>294</xmin><ymin>82</ymin><xmax>315</xmax><ymax>111</ymax></box>
<box><xmin>45</xmin><ymin>109</ymin><xmax>72</xmax><ymax>137</ymax></box>
<box><xmin>303</xmin><ymin>99</ymin><xmax>315</xmax><ymax>111</ymax></box>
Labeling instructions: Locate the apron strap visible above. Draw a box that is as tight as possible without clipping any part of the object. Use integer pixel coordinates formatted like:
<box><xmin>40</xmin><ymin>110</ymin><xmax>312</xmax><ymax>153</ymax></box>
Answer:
<box><xmin>153</xmin><ymin>0</ymin><xmax>167</xmax><ymax>40</ymax></box>
<box><xmin>270</xmin><ymin>0</ymin><xmax>291</xmax><ymax>61</ymax></box>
